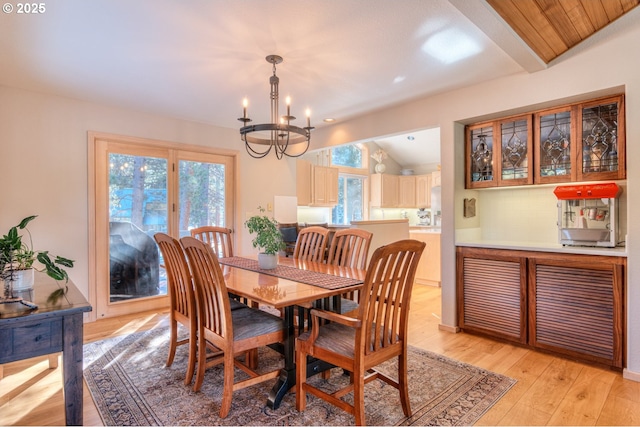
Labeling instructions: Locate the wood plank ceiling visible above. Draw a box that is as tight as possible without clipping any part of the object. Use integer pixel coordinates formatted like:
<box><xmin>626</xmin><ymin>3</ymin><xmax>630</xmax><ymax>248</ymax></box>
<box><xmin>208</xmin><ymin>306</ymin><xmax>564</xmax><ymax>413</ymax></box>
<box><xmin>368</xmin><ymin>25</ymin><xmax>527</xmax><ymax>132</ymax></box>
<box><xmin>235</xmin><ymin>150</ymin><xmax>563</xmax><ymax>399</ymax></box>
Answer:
<box><xmin>486</xmin><ymin>0</ymin><xmax>640</xmax><ymax>63</ymax></box>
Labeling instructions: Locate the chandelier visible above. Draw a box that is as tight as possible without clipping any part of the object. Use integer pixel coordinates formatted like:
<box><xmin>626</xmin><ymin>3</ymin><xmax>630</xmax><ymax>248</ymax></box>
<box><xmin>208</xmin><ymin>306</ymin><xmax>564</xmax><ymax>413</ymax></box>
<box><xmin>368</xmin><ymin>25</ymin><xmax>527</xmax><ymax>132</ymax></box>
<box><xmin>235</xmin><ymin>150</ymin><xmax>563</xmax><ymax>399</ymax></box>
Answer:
<box><xmin>239</xmin><ymin>55</ymin><xmax>314</xmax><ymax>159</ymax></box>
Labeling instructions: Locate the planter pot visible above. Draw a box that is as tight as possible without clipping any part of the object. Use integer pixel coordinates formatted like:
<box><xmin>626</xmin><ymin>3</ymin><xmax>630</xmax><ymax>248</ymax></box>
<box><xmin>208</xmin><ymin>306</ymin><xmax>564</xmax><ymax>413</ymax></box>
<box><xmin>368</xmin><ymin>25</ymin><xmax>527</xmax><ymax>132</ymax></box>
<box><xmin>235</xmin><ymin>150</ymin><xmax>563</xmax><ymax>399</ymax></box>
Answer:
<box><xmin>9</xmin><ymin>268</ymin><xmax>35</xmax><ymax>291</ymax></box>
<box><xmin>1</xmin><ymin>268</ymin><xmax>34</xmax><ymax>298</ymax></box>
<box><xmin>258</xmin><ymin>253</ymin><xmax>278</xmax><ymax>270</ymax></box>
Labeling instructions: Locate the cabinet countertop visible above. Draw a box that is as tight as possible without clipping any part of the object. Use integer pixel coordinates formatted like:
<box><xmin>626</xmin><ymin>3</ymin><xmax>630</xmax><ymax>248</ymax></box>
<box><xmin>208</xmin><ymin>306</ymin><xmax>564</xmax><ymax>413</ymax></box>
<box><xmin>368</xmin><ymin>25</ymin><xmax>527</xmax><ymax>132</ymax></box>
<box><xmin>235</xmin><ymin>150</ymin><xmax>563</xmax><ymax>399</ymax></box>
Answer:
<box><xmin>456</xmin><ymin>240</ymin><xmax>627</xmax><ymax>257</ymax></box>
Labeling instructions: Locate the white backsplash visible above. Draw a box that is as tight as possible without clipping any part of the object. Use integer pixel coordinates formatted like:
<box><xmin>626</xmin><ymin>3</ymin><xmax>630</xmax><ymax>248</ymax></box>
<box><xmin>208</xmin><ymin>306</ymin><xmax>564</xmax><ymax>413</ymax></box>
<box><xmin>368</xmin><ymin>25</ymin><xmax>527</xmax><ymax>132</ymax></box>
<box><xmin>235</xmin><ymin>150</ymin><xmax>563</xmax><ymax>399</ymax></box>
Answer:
<box><xmin>474</xmin><ymin>183</ymin><xmax>627</xmax><ymax>245</ymax></box>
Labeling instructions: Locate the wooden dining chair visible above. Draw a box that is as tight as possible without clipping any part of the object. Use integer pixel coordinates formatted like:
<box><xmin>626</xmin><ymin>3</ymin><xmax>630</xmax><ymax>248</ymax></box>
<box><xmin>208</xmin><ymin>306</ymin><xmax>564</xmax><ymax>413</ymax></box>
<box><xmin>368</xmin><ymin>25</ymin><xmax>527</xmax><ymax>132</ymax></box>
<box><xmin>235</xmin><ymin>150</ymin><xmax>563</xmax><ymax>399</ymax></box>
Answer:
<box><xmin>190</xmin><ymin>226</ymin><xmax>234</xmax><ymax>258</ymax></box>
<box><xmin>326</xmin><ymin>228</ymin><xmax>373</xmax><ymax>314</ymax></box>
<box><xmin>295</xmin><ymin>239</ymin><xmax>426</xmax><ymax>426</ymax></box>
<box><xmin>293</xmin><ymin>226</ymin><xmax>330</xmax><ymax>262</ymax></box>
<box><xmin>153</xmin><ymin>232</ymin><xmax>198</xmax><ymax>386</ymax></box>
<box><xmin>180</xmin><ymin>236</ymin><xmax>285</xmax><ymax>418</ymax></box>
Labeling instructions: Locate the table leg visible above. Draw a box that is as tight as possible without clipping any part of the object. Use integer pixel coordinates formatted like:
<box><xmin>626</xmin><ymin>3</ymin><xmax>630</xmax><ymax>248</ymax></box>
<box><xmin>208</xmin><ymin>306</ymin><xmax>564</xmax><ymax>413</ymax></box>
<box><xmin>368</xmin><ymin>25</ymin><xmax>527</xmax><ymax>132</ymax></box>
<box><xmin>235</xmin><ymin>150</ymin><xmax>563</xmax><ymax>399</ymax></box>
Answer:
<box><xmin>267</xmin><ymin>305</ymin><xmax>295</xmax><ymax>409</ymax></box>
<box><xmin>62</xmin><ymin>314</ymin><xmax>84</xmax><ymax>426</ymax></box>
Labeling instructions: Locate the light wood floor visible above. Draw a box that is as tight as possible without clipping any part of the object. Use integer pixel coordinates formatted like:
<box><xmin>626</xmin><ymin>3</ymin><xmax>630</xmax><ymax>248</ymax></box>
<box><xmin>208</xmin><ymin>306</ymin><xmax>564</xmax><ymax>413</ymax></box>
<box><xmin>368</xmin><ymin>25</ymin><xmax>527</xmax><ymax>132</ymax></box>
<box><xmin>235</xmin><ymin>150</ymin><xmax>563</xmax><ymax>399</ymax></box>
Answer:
<box><xmin>1</xmin><ymin>284</ymin><xmax>639</xmax><ymax>426</ymax></box>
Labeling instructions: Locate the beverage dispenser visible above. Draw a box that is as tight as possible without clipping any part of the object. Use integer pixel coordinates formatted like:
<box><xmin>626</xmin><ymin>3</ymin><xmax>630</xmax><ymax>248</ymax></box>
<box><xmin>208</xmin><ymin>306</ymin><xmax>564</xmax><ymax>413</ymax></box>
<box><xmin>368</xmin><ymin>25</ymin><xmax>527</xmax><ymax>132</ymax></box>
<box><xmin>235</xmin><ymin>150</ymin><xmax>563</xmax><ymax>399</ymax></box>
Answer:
<box><xmin>554</xmin><ymin>183</ymin><xmax>621</xmax><ymax>247</ymax></box>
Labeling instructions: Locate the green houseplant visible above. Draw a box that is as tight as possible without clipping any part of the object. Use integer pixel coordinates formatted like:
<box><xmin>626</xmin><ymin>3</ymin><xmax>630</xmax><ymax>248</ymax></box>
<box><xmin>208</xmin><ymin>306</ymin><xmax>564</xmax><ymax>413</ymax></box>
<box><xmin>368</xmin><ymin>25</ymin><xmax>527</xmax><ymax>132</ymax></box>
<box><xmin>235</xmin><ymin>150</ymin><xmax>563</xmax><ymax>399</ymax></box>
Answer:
<box><xmin>244</xmin><ymin>207</ymin><xmax>285</xmax><ymax>269</ymax></box>
<box><xmin>1</xmin><ymin>215</ymin><xmax>75</xmax><ymax>297</ymax></box>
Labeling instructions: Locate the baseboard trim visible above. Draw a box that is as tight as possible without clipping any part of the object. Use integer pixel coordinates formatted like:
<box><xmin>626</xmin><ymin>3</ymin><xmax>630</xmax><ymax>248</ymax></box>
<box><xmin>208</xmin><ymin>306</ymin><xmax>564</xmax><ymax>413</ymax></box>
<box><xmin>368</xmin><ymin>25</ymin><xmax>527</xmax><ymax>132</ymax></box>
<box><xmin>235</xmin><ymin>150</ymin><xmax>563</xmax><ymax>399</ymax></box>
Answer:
<box><xmin>438</xmin><ymin>323</ymin><xmax>460</xmax><ymax>333</ymax></box>
<box><xmin>623</xmin><ymin>368</ymin><xmax>640</xmax><ymax>382</ymax></box>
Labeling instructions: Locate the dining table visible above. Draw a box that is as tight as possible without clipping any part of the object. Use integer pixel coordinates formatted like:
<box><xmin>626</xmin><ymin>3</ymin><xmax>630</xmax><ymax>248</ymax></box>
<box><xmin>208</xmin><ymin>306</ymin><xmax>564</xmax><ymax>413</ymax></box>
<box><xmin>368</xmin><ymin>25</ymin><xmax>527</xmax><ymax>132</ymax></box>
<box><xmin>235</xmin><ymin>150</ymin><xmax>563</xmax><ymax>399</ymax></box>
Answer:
<box><xmin>218</xmin><ymin>255</ymin><xmax>366</xmax><ymax>410</ymax></box>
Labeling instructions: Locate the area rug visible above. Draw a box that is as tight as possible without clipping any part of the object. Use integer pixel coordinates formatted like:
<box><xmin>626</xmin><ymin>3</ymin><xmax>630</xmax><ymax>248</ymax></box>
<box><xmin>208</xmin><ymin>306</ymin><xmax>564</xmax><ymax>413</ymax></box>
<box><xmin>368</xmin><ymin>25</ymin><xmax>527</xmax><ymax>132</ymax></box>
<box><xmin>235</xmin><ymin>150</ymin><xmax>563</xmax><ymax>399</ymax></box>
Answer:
<box><xmin>83</xmin><ymin>327</ymin><xmax>515</xmax><ymax>426</ymax></box>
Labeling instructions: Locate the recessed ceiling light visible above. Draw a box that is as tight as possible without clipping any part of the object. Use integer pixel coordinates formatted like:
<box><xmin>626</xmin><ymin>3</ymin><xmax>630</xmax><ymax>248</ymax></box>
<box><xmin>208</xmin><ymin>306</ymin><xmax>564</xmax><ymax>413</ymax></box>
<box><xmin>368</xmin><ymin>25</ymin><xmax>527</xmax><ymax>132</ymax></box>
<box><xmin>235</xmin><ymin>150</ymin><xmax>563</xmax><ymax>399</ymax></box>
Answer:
<box><xmin>323</xmin><ymin>118</ymin><xmax>336</xmax><ymax>123</ymax></box>
<box><xmin>407</xmin><ymin>135</ymin><xmax>415</xmax><ymax>141</ymax></box>
<box><xmin>393</xmin><ymin>76</ymin><xmax>406</xmax><ymax>84</ymax></box>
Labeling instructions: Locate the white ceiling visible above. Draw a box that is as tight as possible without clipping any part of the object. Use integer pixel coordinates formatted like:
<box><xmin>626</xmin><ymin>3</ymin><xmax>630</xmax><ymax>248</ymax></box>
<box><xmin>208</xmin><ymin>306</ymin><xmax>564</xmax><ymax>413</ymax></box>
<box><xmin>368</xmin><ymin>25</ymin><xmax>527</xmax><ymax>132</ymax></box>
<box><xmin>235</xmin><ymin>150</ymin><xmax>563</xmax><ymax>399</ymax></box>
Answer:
<box><xmin>0</xmin><ymin>1</ymin><xmax>628</xmax><ymax>166</ymax></box>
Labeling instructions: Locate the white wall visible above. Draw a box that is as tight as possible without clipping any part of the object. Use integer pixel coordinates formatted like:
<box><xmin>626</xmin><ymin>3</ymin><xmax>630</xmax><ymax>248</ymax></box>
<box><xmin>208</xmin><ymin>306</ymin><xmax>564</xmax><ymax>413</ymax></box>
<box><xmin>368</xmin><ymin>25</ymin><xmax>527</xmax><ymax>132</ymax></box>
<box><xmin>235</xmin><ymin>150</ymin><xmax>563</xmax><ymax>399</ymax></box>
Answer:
<box><xmin>0</xmin><ymin>85</ymin><xmax>297</xmax><ymax>307</ymax></box>
<box><xmin>312</xmin><ymin>13</ymin><xmax>640</xmax><ymax>379</ymax></box>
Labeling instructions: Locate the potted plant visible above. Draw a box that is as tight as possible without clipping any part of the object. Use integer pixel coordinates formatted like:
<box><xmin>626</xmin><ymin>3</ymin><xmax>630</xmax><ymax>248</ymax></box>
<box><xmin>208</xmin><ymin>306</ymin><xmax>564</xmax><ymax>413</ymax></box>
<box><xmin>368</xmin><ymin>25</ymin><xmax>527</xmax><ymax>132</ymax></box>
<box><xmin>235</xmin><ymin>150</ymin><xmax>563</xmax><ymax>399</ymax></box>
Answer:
<box><xmin>1</xmin><ymin>215</ymin><xmax>75</xmax><ymax>297</ymax></box>
<box><xmin>244</xmin><ymin>207</ymin><xmax>285</xmax><ymax>270</ymax></box>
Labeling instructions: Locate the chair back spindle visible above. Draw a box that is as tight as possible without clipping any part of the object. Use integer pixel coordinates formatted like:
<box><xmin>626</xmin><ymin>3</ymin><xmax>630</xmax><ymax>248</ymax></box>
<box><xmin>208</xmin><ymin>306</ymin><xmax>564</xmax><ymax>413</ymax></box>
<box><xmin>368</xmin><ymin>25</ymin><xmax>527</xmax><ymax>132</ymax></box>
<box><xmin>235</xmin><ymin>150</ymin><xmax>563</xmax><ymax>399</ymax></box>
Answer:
<box><xmin>293</xmin><ymin>226</ymin><xmax>329</xmax><ymax>262</ymax></box>
<box><xmin>190</xmin><ymin>226</ymin><xmax>234</xmax><ymax>258</ymax></box>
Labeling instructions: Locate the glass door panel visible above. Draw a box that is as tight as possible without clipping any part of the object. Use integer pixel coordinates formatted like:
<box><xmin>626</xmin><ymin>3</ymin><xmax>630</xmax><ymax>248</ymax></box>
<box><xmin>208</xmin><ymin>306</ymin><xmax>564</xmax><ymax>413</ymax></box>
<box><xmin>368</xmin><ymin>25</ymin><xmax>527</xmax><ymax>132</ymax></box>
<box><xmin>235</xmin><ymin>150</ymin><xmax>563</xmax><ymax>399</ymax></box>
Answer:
<box><xmin>581</xmin><ymin>101</ymin><xmax>619</xmax><ymax>174</ymax></box>
<box><xmin>466</xmin><ymin>123</ymin><xmax>496</xmax><ymax>188</ymax></box>
<box><xmin>537</xmin><ymin>109</ymin><xmax>572</xmax><ymax>182</ymax></box>
<box><xmin>499</xmin><ymin>116</ymin><xmax>532</xmax><ymax>185</ymax></box>
<box><xmin>178</xmin><ymin>160</ymin><xmax>227</xmax><ymax>236</ymax></box>
<box><xmin>108</xmin><ymin>153</ymin><xmax>167</xmax><ymax>303</ymax></box>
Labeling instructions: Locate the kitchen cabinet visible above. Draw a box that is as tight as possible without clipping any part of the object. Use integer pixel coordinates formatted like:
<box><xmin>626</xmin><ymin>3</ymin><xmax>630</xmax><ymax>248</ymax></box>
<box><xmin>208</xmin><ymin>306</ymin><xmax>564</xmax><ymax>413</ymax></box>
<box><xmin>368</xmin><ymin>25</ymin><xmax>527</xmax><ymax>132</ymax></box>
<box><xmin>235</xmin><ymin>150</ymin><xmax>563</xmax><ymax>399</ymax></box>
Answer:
<box><xmin>409</xmin><ymin>231</ymin><xmax>441</xmax><ymax>286</ymax></box>
<box><xmin>296</xmin><ymin>160</ymin><xmax>339</xmax><ymax>207</ymax></box>
<box><xmin>415</xmin><ymin>174</ymin><xmax>432</xmax><ymax>208</ymax></box>
<box><xmin>398</xmin><ymin>176</ymin><xmax>416</xmax><ymax>208</ymax></box>
<box><xmin>465</xmin><ymin>94</ymin><xmax>625</xmax><ymax>188</ymax></box>
<box><xmin>431</xmin><ymin>170</ymin><xmax>441</xmax><ymax>187</ymax></box>
<box><xmin>536</xmin><ymin>95</ymin><xmax>625</xmax><ymax>184</ymax></box>
<box><xmin>370</xmin><ymin>173</ymin><xmax>398</xmax><ymax>208</ymax></box>
<box><xmin>576</xmin><ymin>95</ymin><xmax>625</xmax><ymax>181</ymax></box>
<box><xmin>466</xmin><ymin>114</ymin><xmax>533</xmax><ymax>188</ymax></box>
<box><xmin>457</xmin><ymin>246</ymin><xmax>625</xmax><ymax>368</ymax></box>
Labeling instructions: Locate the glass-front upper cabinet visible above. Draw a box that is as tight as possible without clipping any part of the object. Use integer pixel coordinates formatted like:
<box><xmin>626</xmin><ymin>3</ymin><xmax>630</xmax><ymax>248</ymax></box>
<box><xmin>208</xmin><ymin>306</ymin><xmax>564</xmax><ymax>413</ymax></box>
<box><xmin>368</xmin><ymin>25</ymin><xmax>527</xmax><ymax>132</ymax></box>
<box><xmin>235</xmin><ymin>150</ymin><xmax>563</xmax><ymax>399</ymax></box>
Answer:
<box><xmin>466</xmin><ymin>122</ymin><xmax>496</xmax><ymax>188</ymax></box>
<box><xmin>577</xmin><ymin>95</ymin><xmax>625</xmax><ymax>181</ymax></box>
<box><xmin>535</xmin><ymin>105</ymin><xmax>575</xmax><ymax>184</ymax></box>
<box><xmin>498</xmin><ymin>114</ymin><xmax>533</xmax><ymax>186</ymax></box>
<box><xmin>466</xmin><ymin>115</ymin><xmax>533</xmax><ymax>188</ymax></box>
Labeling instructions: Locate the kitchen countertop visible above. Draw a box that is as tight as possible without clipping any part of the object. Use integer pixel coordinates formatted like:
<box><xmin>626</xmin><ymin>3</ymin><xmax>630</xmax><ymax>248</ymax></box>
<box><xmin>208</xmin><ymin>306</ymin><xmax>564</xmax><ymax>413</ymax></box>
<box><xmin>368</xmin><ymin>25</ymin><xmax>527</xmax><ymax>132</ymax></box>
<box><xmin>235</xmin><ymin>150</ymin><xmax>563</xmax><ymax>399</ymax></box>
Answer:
<box><xmin>410</xmin><ymin>228</ymin><xmax>441</xmax><ymax>234</ymax></box>
<box><xmin>456</xmin><ymin>239</ymin><xmax>627</xmax><ymax>257</ymax></box>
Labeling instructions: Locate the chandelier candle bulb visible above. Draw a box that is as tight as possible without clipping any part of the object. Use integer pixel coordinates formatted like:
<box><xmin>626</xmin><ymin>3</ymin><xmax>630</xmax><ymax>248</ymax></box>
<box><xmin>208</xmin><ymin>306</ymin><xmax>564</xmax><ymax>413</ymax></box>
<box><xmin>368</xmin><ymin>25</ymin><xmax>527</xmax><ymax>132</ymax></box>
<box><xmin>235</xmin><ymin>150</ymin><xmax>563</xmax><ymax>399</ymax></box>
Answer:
<box><xmin>306</xmin><ymin>109</ymin><xmax>311</xmax><ymax>128</ymax></box>
<box><xmin>243</xmin><ymin>98</ymin><xmax>248</xmax><ymax>119</ymax></box>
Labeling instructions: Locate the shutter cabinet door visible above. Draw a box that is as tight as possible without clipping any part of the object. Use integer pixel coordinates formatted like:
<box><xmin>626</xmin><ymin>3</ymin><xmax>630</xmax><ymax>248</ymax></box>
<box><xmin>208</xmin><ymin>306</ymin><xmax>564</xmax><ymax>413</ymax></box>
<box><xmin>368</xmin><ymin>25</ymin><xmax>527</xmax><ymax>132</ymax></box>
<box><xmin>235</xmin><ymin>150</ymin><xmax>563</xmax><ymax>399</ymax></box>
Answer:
<box><xmin>457</xmin><ymin>249</ymin><xmax>527</xmax><ymax>344</ymax></box>
<box><xmin>529</xmin><ymin>258</ymin><xmax>624</xmax><ymax>368</ymax></box>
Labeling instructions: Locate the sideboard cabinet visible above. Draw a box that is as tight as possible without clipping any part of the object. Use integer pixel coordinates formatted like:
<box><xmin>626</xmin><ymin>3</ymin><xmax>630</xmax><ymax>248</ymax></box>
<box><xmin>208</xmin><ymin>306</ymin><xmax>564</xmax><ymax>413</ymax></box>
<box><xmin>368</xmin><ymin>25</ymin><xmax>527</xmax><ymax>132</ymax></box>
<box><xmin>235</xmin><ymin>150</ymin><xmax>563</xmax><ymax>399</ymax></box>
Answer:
<box><xmin>457</xmin><ymin>246</ymin><xmax>625</xmax><ymax>368</ymax></box>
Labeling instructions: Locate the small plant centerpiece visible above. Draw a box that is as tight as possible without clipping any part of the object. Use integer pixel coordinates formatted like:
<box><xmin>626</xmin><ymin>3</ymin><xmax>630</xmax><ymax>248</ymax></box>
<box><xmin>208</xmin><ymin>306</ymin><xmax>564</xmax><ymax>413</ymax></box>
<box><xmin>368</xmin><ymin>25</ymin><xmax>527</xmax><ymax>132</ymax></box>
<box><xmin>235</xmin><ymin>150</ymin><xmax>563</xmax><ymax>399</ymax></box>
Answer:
<box><xmin>244</xmin><ymin>207</ymin><xmax>285</xmax><ymax>270</ymax></box>
<box><xmin>1</xmin><ymin>215</ymin><xmax>75</xmax><ymax>303</ymax></box>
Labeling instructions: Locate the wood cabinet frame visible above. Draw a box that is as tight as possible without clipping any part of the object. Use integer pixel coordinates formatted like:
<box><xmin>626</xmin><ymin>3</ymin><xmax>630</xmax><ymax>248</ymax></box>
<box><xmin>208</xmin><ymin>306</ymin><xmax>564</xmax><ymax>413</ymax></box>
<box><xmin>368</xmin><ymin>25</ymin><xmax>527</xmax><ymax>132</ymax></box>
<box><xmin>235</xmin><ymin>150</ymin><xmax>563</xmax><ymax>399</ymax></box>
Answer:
<box><xmin>457</xmin><ymin>246</ymin><xmax>626</xmax><ymax>368</ymax></box>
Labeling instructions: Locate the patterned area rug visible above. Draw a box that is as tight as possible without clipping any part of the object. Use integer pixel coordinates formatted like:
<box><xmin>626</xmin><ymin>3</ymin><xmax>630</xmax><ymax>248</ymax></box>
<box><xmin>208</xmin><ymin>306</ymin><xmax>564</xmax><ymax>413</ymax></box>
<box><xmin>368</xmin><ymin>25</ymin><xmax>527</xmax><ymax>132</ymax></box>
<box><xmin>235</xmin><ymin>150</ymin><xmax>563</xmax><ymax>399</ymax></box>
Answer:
<box><xmin>83</xmin><ymin>327</ymin><xmax>515</xmax><ymax>426</ymax></box>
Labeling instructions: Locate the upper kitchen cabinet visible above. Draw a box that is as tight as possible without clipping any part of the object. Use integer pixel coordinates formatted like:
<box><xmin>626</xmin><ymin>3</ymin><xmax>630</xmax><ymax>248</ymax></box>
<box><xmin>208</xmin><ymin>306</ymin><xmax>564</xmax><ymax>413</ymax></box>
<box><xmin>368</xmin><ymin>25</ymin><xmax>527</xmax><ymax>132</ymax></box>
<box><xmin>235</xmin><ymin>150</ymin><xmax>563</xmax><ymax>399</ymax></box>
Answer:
<box><xmin>466</xmin><ymin>115</ymin><xmax>533</xmax><ymax>189</ymax></box>
<box><xmin>466</xmin><ymin>121</ymin><xmax>496</xmax><ymax>189</ymax></box>
<box><xmin>398</xmin><ymin>175</ymin><xmax>416</xmax><ymax>208</ymax></box>
<box><xmin>296</xmin><ymin>159</ymin><xmax>339</xmax><ymax>207</ymax></box>
<box><xmin>498</xmin><ymin>114</ymin><xmax>533</xmax><ymax>186</ymax></box>
<box><xmin>535</xmin><ymin>105</ymin><xmax>575</xmax><ymax>184</ymax></box>
<box><xmin>466</xmin><ymin>94</ymin><xmax>625</xmax><ymax>188</ymax></box>
<box><xmin>370</xmin><ymin>173</ymin><xmax>399</xmax><ymax>208</ymax></box>
<box><xmin>416</xmin><ymin>174</ymin><xmax>432</xmax><ymax>208</ymax></box>
<box><xmin>576</xmin><ymin>95</ymin><xmax>625</xmax><ymax>182</ymax></box>
<box><xmin>536</xmin><ymin>95</ymin><xmax>626</xmax><ymax>184</ymax></box>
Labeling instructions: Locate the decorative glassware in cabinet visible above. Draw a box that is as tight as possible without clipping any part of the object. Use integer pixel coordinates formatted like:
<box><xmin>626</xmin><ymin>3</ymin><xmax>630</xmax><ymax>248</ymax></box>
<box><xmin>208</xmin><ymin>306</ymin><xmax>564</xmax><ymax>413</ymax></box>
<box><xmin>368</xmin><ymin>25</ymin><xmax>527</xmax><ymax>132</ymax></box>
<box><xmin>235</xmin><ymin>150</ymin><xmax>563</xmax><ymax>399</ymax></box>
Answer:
<box><xmin>466</xmin><ymin>123</ymin><xmax>495</xmax><ymax>188</ymax></box>
<box><xmin>578</xmin><ymin>95</ymin><xmax>625</xmax><ymax>181</ymax></box>
<box><xmin>535</xmin><ymin>107</ymin><xmax>573</xmax><ymax>183</ymax></box>
<box><xmin>499</xmin><ymin>115</ymin><xmax>533</xmax><ymax>186</ymax></box>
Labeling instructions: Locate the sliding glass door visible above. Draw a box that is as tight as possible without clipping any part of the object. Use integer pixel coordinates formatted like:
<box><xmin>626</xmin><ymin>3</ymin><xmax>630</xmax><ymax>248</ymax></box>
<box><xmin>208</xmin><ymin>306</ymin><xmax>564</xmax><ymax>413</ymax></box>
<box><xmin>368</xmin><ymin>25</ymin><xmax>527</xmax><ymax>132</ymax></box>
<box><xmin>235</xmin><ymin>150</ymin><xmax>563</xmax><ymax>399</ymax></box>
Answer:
<box><xmin>91</xmin><ymin>134</ymin><xmax>235</xmax><ymax>319</ymax></box>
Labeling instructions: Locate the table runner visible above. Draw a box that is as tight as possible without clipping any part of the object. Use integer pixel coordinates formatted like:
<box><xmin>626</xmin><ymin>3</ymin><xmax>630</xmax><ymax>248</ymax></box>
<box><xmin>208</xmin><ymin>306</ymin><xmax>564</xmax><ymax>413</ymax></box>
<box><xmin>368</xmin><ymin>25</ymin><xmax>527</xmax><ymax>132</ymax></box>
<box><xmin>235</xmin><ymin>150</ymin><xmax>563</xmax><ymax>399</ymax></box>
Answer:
<box><xmin>218</xmin><ymin>256</ymin><xmax>362</xmax><ymax>290</ymax></box>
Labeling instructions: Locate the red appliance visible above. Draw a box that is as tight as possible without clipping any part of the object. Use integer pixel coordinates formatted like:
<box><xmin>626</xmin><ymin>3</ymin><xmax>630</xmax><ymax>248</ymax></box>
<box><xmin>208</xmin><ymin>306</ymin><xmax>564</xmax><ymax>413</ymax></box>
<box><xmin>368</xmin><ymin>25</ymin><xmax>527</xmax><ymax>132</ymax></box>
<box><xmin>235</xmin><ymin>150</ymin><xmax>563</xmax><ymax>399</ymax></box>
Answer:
<box><xmin>554</xmin><ymin>183</ymin><xmax>621</xmax><ymax>247</ymax></box>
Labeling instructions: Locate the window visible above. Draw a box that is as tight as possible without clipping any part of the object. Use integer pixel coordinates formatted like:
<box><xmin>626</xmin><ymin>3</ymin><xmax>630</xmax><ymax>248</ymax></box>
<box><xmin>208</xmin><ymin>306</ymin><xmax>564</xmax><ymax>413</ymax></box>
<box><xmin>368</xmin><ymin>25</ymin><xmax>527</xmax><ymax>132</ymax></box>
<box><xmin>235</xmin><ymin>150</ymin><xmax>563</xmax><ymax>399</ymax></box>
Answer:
<box><xmin>331</xmin><ymin>144</ymin><xmax>364</xmax><ymax>168</ymax></box>
<box><xmin>329</xmin><ymin>144</ymin><xmax>368</xmax><ymax>224</ymax></box>
<box><xmin>332</xmin><ymin>174</ymin><xmax>365</xmax><ymax>224</ymax></box>
<box><xmin>90</xmin><ymin>132</ymin><xmax>235</xmax><ymax>319</ymax></box>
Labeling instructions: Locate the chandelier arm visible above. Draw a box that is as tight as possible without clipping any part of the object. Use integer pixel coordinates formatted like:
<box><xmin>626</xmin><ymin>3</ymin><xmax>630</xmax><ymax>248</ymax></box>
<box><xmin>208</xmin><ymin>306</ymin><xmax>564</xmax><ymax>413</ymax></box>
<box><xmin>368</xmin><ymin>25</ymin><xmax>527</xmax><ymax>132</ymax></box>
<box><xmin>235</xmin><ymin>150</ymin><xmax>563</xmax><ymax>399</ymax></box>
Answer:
<box><xmin>243</xmin><ymin>132</ymin><xmax>273</xmax><ymax>159</ymax></box>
